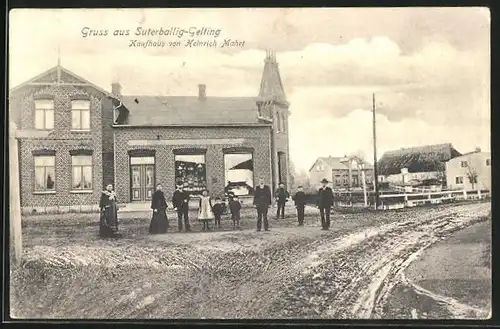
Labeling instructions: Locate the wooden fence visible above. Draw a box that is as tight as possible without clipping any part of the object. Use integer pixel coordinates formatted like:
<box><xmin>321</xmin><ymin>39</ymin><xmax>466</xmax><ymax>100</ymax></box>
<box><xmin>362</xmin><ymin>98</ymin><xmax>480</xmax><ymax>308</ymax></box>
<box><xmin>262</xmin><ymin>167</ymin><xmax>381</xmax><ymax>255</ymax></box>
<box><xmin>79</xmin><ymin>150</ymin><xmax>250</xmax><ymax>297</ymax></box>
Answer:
<box><xmin>332</xmin><ymin>189</ymin><xmax>490</xmax><ymax>210</ymax></box>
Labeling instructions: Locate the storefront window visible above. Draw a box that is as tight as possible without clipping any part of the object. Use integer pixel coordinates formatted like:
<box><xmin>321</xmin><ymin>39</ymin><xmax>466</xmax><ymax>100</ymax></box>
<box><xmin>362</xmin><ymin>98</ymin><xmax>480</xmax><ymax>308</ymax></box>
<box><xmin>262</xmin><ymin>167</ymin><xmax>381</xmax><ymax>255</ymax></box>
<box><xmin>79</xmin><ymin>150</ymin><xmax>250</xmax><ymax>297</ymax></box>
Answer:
<box><xmin>224</xmin><ymin>153</ymin><xmax>254</xmax><ymax>196</ymax></box>
<box><xmin>175</xmin><ymin>154</ymin><xmax>206</xmax><ymax>195</ymax></box>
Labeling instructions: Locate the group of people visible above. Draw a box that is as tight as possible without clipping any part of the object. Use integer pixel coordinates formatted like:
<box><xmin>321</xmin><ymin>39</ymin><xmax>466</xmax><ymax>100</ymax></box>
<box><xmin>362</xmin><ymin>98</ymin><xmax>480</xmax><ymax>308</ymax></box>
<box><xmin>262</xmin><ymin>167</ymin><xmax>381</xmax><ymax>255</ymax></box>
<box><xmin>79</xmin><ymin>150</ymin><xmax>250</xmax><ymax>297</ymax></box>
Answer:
<box><xmin>98</xmin><ymin>177</ymin><xmax>335</xmax><ymax>238</ymax></box>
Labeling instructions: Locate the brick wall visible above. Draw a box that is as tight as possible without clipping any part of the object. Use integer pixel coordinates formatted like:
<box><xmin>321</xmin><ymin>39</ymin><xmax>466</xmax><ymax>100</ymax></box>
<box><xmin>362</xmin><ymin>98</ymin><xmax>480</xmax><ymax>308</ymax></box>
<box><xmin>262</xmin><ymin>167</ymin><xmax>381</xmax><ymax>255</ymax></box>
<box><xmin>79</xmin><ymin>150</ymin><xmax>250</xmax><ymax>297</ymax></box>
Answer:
<box><xmin>272</xmin><ymin>102</ymin><xmax>290</xmax><ymax>189</ymax></box>
<box><xmin>114</xmin><ymin>126</ymin><xmax>273</xmax><ymax>202</ymax></box>
<box><xmin>14</xmin><ymin>84</ymin><xmax>105</xmax><ymax>212</ymax></box>
<box><xmin>101</xmin><ymin>97</ymin><xmax>115</xmax><ymax>186</ymax></box>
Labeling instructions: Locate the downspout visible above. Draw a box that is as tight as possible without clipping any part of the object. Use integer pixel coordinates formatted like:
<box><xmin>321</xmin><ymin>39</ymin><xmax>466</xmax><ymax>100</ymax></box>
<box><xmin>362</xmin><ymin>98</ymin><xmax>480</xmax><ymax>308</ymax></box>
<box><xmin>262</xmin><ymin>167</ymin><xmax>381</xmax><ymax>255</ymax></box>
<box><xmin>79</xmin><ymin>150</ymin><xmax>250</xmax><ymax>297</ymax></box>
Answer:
<box><xmin>270</xmin><ymin>123</ymin><xmax>278</xmax><ymax>200</ymax></box>
<box><xmin>109</xmin><ymin>94</ymin><xmax>122</xmax><ymax>201</ymax></box>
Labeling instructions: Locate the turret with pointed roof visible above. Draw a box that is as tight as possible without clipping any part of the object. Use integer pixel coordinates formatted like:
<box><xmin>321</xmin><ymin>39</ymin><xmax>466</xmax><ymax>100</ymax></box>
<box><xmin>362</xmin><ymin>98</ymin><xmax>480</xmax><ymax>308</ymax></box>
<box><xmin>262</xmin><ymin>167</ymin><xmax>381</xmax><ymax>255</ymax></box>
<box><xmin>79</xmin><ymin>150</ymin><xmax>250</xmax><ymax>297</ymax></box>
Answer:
<box><xmin>256</xmin><ymin>49</ymin><xmax>291</xmax><ymax>192</ymax></box>
<box><xmin>258</xmin><ymin>49</ymin><xmax>288</xmax><ymax>106</ymax></box>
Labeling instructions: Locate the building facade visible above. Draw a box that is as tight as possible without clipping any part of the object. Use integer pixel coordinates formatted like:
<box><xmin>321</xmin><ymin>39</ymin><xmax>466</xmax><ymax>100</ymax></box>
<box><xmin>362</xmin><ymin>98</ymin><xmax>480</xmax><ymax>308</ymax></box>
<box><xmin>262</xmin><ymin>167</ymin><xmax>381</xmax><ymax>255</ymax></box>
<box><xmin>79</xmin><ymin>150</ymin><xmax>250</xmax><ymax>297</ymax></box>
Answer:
<box><xmin>10</xmin><ymin>50</ymin><xmax>290</xmax><ymax>213</ymax></box>
<box><xmin>10</xmin><ymin>64</ymin><xmax>114</xmax><ymax>214</ymax></box>
<box><xmin>445</xmin><ymin>150</ymin><xmax>491</xmax><ymax>191</ymax></box>
<box><xmin>309</xmin><ymin>156</ymin><xmax>374</xmax><ymax>190</ymax></box>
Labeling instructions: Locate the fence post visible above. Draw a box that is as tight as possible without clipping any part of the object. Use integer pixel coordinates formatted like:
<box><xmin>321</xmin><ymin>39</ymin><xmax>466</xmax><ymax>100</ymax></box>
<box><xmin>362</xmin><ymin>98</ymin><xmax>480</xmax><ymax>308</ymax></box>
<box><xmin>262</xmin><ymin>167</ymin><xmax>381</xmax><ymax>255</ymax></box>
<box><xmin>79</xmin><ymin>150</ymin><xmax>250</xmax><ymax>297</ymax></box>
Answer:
<box><xmin>463</xmin><ymin>189</ymin><xmax>467</xmax><ymax>200</ymax></box>
<box><xmin>9</xmin><ymin>123</ymin><xmax>22</xmax><ymax>266</ymax></box>
<box><xmin>478</xmin><ymin>189</ymin><xmax>482</xmax><ymax>199</ymax></box>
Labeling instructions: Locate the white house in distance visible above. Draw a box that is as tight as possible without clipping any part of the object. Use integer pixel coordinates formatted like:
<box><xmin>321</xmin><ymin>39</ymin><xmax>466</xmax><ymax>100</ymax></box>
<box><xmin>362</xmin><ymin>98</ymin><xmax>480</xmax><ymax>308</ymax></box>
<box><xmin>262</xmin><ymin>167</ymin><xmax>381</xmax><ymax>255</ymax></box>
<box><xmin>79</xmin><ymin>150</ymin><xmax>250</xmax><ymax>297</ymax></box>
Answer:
<box><xmin>446</xmin><ymin>148</ymin><xmax>491</xmax><ymax>191</ymax></box>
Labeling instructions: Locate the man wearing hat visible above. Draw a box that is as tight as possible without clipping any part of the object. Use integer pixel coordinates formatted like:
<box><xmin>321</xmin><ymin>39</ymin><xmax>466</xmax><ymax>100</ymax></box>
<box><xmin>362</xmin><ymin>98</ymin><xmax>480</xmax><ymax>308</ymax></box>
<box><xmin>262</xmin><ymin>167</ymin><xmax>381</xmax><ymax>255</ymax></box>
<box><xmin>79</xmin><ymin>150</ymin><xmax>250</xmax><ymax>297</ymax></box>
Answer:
<box><xmin>317</xmin><ymin>178</ymin><xmax>334</xmax><ymax>230</ymax></box>
<box><xmin>275</xmin><ymin>182</ymin><xmax>290</xmax><ymax>220</ymax></box>
<box><xmin>172</xmin><ymin>184</ymin><xmax>191</xmax><ymax>232</ymax></box>
<box><xmin>253</xmin><ymin>177</ymin><xmax>272</xmax><ymax>231</ymax></box>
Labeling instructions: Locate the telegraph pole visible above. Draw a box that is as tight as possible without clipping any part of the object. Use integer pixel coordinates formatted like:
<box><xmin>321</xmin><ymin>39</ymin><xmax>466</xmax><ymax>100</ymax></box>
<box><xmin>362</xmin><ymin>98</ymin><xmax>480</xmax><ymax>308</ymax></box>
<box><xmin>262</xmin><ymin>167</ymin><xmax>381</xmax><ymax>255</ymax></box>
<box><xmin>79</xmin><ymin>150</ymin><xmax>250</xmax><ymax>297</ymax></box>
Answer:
<box><xmin>372</xmin><ymin>93</ymin><xmax>380</xmax><ymax>209</ymax></box>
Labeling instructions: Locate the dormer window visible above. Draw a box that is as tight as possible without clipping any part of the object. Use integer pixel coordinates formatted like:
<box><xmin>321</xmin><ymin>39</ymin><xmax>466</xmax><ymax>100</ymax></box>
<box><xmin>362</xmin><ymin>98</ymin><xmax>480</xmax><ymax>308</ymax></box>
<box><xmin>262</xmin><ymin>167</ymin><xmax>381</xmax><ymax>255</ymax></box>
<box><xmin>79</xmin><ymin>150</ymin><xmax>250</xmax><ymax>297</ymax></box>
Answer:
<box><xmin>34</xmin><ymin>99</ymin><xmax>54</xmax><ymax>130</ymax></box>
<box><xmin>71</xmin><ymin>99</ymin><xmax>91</xmax><ymax>131</ymax></box>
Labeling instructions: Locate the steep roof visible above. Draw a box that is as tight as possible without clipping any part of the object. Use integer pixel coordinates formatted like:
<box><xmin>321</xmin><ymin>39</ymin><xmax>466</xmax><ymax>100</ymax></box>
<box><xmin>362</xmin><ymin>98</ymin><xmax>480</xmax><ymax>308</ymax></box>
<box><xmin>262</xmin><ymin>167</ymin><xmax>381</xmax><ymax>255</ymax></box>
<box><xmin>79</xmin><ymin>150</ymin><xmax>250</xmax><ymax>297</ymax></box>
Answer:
<box><xmin>258</xmin><ymin>49</ymin><xmax>287</xmax><ymax>104</ymax></box>
<box><xmin>378</xmin><ymin>143</ymin><xmax>462</xmax><ymax>175</ymax></box>
<box><xmin>117</xmin><ymin>95</ymin><xmax>264</xmax><ymax>126</ymax></box>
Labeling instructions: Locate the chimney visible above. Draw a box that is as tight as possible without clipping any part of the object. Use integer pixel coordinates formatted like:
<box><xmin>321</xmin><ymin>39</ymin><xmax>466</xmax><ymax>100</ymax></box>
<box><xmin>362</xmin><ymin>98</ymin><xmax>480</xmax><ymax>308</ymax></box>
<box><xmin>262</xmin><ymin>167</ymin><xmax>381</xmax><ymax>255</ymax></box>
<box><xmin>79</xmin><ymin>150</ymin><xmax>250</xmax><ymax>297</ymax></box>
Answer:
<box><xmin>475</xmin><ymin>147</ymin><xmax>481</xmax><ymax>153</ymax></box>
<box><xmin>198</xmin><ymin>84</ymin><xmax>206</xmax><ymax>101</ymax></box>
<box><xmin>111</xmin><ymin>82</ymin><xmax>122</xmax><ymax>97</ymax></box>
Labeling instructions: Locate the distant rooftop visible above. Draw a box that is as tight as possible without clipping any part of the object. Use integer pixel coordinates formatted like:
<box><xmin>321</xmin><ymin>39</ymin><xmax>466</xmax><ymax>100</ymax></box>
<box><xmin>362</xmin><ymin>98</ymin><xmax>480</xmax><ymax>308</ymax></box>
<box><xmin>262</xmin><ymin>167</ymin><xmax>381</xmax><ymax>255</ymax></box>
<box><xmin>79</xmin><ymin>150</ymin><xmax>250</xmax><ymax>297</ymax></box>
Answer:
<box><xmin>378</xmin><ymin>143</ymin><xmax>462</xmax><ymax>175</ymax></box>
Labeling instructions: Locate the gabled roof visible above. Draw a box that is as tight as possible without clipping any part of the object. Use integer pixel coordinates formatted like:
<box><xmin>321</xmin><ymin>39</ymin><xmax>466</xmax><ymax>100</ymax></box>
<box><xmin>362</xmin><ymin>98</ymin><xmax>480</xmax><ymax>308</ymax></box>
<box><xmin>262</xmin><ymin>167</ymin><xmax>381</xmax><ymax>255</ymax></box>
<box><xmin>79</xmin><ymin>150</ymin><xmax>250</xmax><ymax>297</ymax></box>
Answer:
<box><xmin>447</xmin><ymin>150</ymin><xmax>490</xmax><ymax>160</ymax></box>
<box><xmin>116</xmin><ymin>95</ymin><xmax>263</xmax><ymax>126</ymax></box>
<box><xmin>378</xmin><ymin>143</ymin><xmax>462</xmax><ymax>175</ymax></box>
<box><xmin>9</xmin><ymin>65</ymin><xmax>111</xmax><ymax>96</ymax></box>
<box><xmin>309</xmin><ymin>156</ymin><xmax>374</xmax><ymax>172</ymax></box>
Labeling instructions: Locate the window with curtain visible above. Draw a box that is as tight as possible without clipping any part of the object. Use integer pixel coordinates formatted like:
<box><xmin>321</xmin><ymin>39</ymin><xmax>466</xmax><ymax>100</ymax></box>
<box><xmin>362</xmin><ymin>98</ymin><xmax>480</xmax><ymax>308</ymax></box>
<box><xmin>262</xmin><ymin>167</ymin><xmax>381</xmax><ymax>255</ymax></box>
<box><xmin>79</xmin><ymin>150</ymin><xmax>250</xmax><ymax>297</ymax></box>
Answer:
<box><xmin>34</xmin><ymin>156</ymin><xmax>55</xmax><ymax>191</ymax></box>
<box><xmin>34</xmin><ymin>99</ymin><xmax>54</xmax><ymax>130</ymax></box>
<box><xmin>71</xmin><ymin>100</ymin><xmax>91</xmax><ymax>131</ymax></box>
<box><xmin>174</xmin><ymin>154</ymin><xmax>206</xmax><ymax>195</ymax></box>
<box><xmin>72</xmin><ymin>155</ymin><xmax>93</xmax><ymax>190</ymax></box>
<box><xmin>224</xmin><ymin>153</ymin><xmax>254</xmax><ymax>196</ymax></box>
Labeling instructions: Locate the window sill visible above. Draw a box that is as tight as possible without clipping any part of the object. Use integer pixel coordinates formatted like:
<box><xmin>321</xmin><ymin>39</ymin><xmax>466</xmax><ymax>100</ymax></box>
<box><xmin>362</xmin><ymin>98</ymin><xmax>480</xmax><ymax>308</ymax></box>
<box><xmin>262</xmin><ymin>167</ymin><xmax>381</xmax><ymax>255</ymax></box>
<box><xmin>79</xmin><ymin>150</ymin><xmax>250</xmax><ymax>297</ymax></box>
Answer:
<box><xmin>70</xmin><ymin>130</ymin><xmax>91</xmax><ymax>133</ymax></box>
<box><xmin>70</xmin><ymin>190</ymin><xmax>93</xmax><ymax>194</ymax></box>
<box><xmin>33</xmin><ymin>191</ymin><xmax>56</xmax><ymax>195</ymax></box>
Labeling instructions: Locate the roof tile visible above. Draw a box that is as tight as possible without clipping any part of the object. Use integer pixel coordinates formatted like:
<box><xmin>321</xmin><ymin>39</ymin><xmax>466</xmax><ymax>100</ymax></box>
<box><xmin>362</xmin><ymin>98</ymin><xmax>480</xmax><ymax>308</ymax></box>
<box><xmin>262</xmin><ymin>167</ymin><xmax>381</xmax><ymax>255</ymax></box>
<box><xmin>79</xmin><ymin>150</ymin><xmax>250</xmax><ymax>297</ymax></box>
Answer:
<box><xmin>120</xmin><ymin>95</ymin><xmax>261</xmax><ymax>126</ymax></box>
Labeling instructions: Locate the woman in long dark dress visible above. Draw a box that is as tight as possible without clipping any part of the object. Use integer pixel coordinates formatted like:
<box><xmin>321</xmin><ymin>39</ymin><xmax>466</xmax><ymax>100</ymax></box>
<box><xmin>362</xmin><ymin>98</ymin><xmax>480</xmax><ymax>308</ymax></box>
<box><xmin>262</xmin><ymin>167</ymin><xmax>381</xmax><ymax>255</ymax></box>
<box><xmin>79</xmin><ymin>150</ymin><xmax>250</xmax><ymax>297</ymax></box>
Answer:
<box><xmin>149</xmin><ymin>183</ymin><xmax>169</xmax><ymax>234</ymax></box>
<box><xmin>99</xmin><ymin>183</ymin><xmax>119</xmax><ymax>238</ymax></box>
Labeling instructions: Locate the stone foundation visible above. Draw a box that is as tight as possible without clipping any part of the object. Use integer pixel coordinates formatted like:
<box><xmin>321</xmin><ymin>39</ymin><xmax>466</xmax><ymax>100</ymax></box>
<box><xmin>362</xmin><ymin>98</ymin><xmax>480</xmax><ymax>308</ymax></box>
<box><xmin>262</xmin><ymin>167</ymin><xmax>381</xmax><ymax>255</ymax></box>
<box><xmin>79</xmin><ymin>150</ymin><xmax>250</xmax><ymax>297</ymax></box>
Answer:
<box><xmin>21</xmin><ymin>204</ymin><xmax>100</xmax><ymax>215</ymax></box>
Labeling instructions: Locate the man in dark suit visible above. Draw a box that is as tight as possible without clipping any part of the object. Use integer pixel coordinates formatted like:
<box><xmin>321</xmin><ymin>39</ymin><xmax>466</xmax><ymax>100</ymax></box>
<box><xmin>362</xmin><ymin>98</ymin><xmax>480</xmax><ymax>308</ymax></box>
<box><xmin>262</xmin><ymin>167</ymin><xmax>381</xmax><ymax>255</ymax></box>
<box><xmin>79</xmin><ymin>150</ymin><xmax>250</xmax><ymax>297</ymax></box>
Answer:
<box><xmin>318</xmin><ymin>178</ymin><xmax>334</xmax><ymax>230</ymax></box>
<box><xmin>172</xmin><ymin>184</ymin><xmax>191</xmax><ymax>232</ymax></box>
<box><xmin>253</xmin><ymin>178</ymin><xmax>272</xmax><ymax>231</ymax></box>
<box><xmin>293</xmin><ymin>185</ymin><xmax>307</xmax><ymax>226</ymax></box>
<box><xmin>275</xmin><ymin>182</ymin><xmax>290</xmax><ymax>220</ymax></box>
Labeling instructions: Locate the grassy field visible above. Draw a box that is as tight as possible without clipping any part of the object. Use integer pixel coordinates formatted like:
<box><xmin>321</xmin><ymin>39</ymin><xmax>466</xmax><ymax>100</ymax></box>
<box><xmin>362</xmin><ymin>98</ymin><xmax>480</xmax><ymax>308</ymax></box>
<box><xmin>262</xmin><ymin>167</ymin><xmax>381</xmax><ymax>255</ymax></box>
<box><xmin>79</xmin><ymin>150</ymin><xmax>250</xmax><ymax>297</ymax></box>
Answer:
<box><xmin>9</xmin><ymin>202</ymin><xmax>491</xmax><ymax>319</ymax></box>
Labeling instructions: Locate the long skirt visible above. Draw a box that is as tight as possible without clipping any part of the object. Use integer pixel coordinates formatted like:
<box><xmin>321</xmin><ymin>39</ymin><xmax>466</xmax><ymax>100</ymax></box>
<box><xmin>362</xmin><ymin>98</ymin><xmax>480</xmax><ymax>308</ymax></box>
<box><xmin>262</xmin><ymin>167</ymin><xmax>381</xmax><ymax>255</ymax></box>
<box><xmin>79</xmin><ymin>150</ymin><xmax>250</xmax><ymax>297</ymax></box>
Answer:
<box><xmin>100</xmin><ymin>205</ymin><xmax>119</xmax><ymax>238</ymax></box>
<box><xmin>149</xmin><ymin>209</ymin><xmax>169</xmax><ymax>234</ymax></box>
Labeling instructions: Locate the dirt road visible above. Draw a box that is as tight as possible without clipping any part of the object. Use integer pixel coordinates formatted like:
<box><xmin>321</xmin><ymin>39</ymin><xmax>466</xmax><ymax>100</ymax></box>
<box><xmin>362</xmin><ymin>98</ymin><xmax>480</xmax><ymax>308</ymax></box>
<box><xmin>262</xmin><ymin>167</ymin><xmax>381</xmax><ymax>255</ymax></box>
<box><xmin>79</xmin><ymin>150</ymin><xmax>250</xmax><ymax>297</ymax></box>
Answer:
<box><xmin>10</xmin><ymin>202</ymin><xmax>490</xmax><ymax>319</ymax></box>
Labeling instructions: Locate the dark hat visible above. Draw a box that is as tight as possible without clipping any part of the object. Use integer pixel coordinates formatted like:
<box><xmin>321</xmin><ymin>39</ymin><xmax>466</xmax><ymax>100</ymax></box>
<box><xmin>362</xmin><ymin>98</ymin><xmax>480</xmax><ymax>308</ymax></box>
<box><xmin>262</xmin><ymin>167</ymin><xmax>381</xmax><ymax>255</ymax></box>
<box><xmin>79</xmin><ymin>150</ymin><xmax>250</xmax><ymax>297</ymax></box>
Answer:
<box><xmin>297</xmin><ymin>185</ymin><xmax>303</xmax><ymax>188</ymax></box>
<box><xmin>279</xmin><ymin>182</ymin><xmax>285</xmax><ymax>185</ymax></box>
<box><xmin>321</xmin><ymin>178</ymin><xmax>329</xmax><ymax>183</ymax></box>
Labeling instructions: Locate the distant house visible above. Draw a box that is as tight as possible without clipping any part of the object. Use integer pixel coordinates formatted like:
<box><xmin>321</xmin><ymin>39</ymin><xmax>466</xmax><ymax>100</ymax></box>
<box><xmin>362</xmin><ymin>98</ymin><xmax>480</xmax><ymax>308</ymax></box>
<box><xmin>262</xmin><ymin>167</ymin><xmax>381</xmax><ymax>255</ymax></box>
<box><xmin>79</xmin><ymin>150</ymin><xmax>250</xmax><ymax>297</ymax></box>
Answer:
<box><xmin>377</xmin><ymin>143</ymin><xmax>462</xmax><ymax>186</ymax></box>
<box><xmin>446</xmin><ymin>148</ymin><xmax>491</xmax><ymax>191</ymax></box>
<box><xmin>308</xmin><ymin>156</ymin><xmax>374</xmax><ymax>189</ymax></box>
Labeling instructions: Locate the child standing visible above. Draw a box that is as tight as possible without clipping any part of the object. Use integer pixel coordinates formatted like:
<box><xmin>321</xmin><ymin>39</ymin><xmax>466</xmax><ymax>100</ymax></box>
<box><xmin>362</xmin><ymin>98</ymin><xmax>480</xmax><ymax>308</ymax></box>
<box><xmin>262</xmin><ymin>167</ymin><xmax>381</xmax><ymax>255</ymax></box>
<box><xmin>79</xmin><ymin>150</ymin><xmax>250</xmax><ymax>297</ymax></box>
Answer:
<box><xmin>198</xmin><ymin>190</ymin><xmax>214</xmax><ymax>231</ymax></box>
<box><xmin>229</xmin><ymin>195</ymin><xmax>242</xmax><ymax>229</ymax></box>
<box><xmin>212</xmin><ymin>197</ymin><xmax>224</xmax><ymax>229</ymax></box>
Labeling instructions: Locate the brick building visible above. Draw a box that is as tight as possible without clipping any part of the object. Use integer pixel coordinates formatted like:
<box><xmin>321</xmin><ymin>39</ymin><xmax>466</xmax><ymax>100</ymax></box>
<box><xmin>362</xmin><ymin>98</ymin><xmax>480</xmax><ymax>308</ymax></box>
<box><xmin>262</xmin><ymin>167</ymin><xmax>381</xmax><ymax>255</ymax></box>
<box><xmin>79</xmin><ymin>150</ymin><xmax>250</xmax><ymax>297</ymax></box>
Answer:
<box><xmin>309</xmin><ymin>156</ymin><xmax>374</xmax><ymax>190</ymax></box>
<box><xmin>10</xmin><ymin>50</ymin><xmax>290</xmax><ymax>213</ymax></box>
<box><xmin>112</xmin><ymin>50</ymin><xmax>290</xmax><ymax>206</ymax></box>
<box><xmin>10</xmin><ymin>62</ymin><xmax>115</xmax><ymax>214</ymax></box>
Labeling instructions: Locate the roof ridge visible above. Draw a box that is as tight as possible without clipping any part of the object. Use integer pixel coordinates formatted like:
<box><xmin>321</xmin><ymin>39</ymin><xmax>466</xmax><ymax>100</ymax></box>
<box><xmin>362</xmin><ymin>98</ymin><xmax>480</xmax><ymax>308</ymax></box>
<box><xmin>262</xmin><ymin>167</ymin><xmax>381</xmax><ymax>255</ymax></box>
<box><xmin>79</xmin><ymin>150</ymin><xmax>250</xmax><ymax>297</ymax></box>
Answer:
<box><xmin>122</xmin><ymin>95</ymin><xmax>257</xmax><ymax>99</ymax></box>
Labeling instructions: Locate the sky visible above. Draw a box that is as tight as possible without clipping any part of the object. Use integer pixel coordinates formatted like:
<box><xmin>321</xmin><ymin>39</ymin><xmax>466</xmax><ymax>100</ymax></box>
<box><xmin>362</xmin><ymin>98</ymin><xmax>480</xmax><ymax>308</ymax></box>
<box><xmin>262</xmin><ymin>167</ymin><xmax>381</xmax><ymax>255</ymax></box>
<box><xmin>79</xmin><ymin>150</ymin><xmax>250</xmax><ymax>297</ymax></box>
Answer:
<box><xmin>9</xmin><ymin>8</ymin><xmax>490</xmax><ymax>173</ymax></box>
